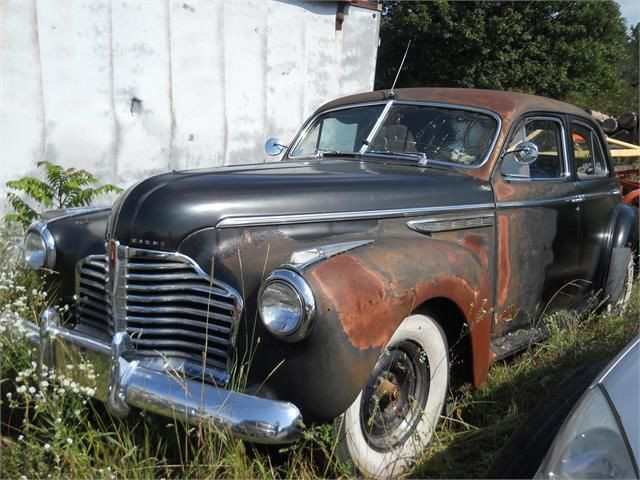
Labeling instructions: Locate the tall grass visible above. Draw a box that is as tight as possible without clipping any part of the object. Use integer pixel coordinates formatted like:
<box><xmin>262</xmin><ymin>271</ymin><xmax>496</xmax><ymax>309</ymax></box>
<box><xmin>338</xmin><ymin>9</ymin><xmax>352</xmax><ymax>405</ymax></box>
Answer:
<box><xmin>1</xmin><ymin>229</ymin><xmax>638</xmax><ymax>479</ymax></box>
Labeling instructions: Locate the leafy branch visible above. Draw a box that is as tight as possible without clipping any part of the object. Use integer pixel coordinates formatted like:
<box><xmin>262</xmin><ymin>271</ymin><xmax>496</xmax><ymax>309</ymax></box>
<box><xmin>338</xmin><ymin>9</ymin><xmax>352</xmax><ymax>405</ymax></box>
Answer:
<box><xmin>5</xmin><ymin>161</ymin><xmax>122</xmax><ymax>229</ymax></box>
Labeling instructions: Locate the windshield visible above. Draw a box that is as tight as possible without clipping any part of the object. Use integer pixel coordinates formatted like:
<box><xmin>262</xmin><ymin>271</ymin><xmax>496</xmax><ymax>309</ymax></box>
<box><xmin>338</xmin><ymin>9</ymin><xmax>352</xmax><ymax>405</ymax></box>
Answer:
<box><xmin>289</xmin><ymin>105</ymin><xmax>385</xmax><ymax>157</ymax></box>
<box><xmin>289</xmin><ymin>102</ymin><xmax>499</xmax><ymax>167</ymax></box>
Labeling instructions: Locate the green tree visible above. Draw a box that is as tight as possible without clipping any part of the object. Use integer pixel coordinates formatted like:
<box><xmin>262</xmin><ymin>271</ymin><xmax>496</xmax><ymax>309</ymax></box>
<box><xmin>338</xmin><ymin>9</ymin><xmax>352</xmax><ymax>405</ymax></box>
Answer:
<box><xmin>5</xmin><ymin>161</ymin><xmax>122</xmax><ymax>229</ymax></box>
<box><xmin>376</xmin><ymin>1</ymin><xmax>632</xmax><ymax>114</ymax></box>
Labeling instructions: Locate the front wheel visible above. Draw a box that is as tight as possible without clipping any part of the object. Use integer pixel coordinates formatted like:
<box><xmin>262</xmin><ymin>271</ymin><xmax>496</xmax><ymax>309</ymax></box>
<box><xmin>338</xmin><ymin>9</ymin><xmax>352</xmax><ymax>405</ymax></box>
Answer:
<box><xmin>333</xmin><ymin>314</ymin><xmax>449</xmax><ymax>479</ymax></box>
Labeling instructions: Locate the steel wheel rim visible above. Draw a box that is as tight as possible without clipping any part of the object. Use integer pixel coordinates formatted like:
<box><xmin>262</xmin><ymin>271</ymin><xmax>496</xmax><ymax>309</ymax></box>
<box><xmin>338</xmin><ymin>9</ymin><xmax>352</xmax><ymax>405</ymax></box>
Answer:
<box><xmin>359</xmin><ymin>340</ymin><xmax>430</xmax><ymax>451</ymax></box>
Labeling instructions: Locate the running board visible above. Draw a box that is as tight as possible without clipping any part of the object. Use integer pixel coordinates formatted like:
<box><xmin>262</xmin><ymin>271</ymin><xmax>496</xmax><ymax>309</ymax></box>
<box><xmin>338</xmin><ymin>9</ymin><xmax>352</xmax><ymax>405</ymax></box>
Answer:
<box><xmin>491</xmin><ymin>326</ymin><xmax>548</xmax><ymax>362</ymax></box>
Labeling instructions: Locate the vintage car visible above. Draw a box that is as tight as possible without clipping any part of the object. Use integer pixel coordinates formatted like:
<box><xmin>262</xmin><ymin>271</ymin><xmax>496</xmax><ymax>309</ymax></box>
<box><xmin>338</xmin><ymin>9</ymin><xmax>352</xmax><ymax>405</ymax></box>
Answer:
<box><xmin>17</xmin><ymin>88</ymin><xmax>638</xmax><ymax>478</ymax></box>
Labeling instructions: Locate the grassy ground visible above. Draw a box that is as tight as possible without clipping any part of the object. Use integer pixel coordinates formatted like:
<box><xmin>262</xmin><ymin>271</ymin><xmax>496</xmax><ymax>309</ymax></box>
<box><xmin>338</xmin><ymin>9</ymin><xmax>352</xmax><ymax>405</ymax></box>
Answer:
<box><xmin>0</xmin><ymin>231</ymin><xmax>638</xmax><ymax>478</ymax></box>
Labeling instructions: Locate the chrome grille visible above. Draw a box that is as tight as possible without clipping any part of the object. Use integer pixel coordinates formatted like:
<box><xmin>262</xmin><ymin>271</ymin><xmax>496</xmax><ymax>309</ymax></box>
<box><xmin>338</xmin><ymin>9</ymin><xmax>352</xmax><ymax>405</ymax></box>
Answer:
<box><xmin>124</xmin><ymin>248</ymin><xmax>242</xmax><ymax>372</ymax></box>
<box><xmin>76</xmin><ymin>255</ymin><xmax>112</xmax><ymax>338</ymax></box>
<box><xmin>75</xmin><ymin>246</ymin><xmax>242</xmax><ymax>375</ymax></box>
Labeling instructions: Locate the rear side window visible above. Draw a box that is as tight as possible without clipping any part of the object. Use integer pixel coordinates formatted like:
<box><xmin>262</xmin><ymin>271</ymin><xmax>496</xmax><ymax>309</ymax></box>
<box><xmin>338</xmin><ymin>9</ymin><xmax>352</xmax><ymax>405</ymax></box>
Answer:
<box><xmin>501</xmin><ymin>117</ymin><xmax>566</xmax><ymax>179</ymax></box>
<box><xmin>571</xmin><ymin>123</ymin><xmax>608</xmax><ymax>179</ymax></box>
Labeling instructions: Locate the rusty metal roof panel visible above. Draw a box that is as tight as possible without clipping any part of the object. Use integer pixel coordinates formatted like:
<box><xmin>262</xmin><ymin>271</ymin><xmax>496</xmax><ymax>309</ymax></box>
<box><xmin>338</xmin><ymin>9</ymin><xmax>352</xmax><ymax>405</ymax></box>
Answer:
<box><xmin>316</xmin><ymin>88</ymin><xmax>590</xmax><ymax>120</ymax></box>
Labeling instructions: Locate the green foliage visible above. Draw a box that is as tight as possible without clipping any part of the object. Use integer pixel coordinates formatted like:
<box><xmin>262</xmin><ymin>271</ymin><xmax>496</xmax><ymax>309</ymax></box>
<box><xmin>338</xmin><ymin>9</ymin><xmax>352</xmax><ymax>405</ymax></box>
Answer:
<box><xmin>376</xmin><ymin>1</ymin><xmax>636</xmax><ymax>115</ymax></box>
<box><xmin>5</xmin><ymin>161</ymin><xmax>122</xmax><ymax>229</ymax></box>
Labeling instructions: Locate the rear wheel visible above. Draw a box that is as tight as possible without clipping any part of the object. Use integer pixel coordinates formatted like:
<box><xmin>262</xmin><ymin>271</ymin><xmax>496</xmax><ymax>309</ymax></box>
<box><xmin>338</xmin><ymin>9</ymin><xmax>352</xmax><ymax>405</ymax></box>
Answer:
<box><xmin>333</xmin><ymin>314</ymin><xmax>449</xmax><ymax>479</ymax></box>
<box><xmin>606</xmin><ymin>247</ymin><xmax>636</xmax><ymax>311</ymax></box>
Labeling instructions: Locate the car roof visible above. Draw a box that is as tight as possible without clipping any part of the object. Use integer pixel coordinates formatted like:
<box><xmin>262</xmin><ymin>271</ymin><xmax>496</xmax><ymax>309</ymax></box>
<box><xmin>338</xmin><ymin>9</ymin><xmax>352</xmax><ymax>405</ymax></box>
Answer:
<box><xmin>597</xmin><ymin>336</ymin><xmax>640</xmax><ymax>463</ymax></box>
<box><xmin>316</xmin><ymin>88</ymin><xmax>591</xmax><ymax>121</ymax></box>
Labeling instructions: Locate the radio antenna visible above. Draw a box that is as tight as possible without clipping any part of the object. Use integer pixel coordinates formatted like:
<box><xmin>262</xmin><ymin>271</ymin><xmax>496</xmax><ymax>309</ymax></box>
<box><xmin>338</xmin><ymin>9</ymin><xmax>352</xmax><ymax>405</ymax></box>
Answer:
<box><xmin>389</xmin><ymin>40</ymin><xmax>411</xmax><ymax>99</ymax></box>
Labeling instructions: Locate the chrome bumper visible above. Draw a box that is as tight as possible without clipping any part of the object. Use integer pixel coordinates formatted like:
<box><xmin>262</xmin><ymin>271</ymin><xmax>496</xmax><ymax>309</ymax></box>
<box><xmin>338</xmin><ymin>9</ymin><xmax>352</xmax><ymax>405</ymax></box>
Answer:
<box><xmin>12</xmin><ymin>308</ymin><xmax>302</xmax><ymax>444</ymax></box>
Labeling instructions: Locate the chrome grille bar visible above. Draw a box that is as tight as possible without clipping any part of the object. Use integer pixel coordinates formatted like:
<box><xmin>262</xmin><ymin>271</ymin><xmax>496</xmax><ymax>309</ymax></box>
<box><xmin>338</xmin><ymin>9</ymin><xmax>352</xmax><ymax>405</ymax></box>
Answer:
<box><xmin>76</xmin><ymin>255</ymin><xmax>112</xmax><ymax>338</ymax></box>
<box><xmin>74</xmin><ymin>246</ymin><xmax>243</xmax><ymax>380</ymax></box>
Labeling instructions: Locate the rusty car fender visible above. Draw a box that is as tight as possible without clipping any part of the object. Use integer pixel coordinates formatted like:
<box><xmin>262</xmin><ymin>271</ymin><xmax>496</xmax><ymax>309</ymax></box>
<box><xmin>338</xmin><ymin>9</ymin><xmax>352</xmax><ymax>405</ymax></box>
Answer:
<box><xmin>303</xmin><ymin>233</ymin><xmax>493</xmax><ymax>391</ymax></box>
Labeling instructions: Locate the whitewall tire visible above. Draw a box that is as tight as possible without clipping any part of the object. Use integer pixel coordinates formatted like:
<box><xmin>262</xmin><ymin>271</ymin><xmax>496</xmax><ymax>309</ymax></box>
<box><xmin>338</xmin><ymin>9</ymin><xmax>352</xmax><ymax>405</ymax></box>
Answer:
<box><xmin>334</xmin><ymin>313</ymin><xmax>449</xmax><ymax>479</ymax></box>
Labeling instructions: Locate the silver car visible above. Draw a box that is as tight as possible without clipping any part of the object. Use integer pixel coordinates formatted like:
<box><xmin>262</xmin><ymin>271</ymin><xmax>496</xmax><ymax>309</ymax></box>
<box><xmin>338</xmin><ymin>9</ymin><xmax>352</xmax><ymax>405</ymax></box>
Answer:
<box><xmin>490</xmin><ymin>337</ymin><xmax>639</xmax><ymax>479</ymax></box>
<box><xmin>535</xmin><ymin>336</ymin><xmax>639</xmax><ymax>478</ymax></box>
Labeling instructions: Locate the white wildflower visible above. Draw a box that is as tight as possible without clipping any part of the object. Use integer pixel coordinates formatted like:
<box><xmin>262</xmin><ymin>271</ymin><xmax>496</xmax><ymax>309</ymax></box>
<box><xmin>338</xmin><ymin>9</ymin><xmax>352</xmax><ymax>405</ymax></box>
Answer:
<box><xmin>16</xmin><ymin>385</ymin><xmax>26</xmax><ymax>394</ymax></box>
<box><xmin>17</xmin><ymin>435</ymin><xmax>24</xmax><ymax>442</ymax></box>
<box><xmin>28</xmin><ymin>386</ymin><xmax>36</xmax><ymax>395</ymax></box>
<box><xmin>43</xmin><ymin>443</ymin><xmax>50</xmax><ymax>450</ymax></box>
<box><xmin>66</xmin><ymin>437</ymin><xmax>73</xmax><ymax>445</ymax></box>
<box><xmin>55</xmin><ymin>417</ymin><xmax>62</xmax><ymax>424</ymax></box>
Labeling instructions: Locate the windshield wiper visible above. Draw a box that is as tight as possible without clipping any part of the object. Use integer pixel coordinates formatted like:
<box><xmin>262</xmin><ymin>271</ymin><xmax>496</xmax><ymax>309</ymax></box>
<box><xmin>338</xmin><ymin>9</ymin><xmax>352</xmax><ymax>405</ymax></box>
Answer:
<box><xmin>365</xmin><ymin>150</ymin><xmax>429</xmax><ymax>166</ymax></box>
<box><xmin>313</xmin><ymin>149</ymin><xmax>362</xmax><ymax>158</ymax></box>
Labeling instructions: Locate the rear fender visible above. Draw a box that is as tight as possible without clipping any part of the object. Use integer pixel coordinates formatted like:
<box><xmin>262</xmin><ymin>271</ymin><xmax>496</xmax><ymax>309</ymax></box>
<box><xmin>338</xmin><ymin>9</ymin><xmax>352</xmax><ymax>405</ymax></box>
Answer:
<box><xmin>599</xmin><ymin>204</ymin><xmax>639</xmax><ymax>288</ymax></box>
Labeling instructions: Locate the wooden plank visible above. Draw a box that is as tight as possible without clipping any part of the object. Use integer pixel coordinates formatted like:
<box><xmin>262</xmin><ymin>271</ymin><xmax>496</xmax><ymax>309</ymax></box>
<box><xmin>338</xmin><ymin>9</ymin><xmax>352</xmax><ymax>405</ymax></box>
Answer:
<box><xmin>607</xmin><ymin>137</ymin><xmax>640</xmax><ymax>149</ymax></box>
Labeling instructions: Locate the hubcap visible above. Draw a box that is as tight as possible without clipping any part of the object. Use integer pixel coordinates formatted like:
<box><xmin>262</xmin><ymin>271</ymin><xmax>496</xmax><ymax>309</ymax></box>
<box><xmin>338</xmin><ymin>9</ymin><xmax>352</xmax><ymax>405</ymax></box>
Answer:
<box><xmin>359</xmin><ymin>340</ymin><xmax>430</xmax><ymax>451</ymax></box>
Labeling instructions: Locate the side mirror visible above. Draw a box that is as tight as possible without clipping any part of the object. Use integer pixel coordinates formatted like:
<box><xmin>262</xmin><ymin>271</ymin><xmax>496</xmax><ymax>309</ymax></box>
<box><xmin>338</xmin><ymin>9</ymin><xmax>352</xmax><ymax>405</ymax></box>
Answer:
<box><xmin>265</xmin><ymin>138</ymin><xmax>287</xmax><ymax>156</ymax></box>
<box><xmin>507</xmin><ymin>141</ymin><xmax>539</xmax><ymax>165</ymax></box>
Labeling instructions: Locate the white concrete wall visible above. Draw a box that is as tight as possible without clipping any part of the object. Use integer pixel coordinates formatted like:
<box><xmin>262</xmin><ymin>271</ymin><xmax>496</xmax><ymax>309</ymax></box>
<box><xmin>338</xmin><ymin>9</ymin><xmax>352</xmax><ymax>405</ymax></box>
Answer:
<box><xmin>0</xmin><ymin>0</ymin><xmax>380</xmax><ymax>214</ymax></box>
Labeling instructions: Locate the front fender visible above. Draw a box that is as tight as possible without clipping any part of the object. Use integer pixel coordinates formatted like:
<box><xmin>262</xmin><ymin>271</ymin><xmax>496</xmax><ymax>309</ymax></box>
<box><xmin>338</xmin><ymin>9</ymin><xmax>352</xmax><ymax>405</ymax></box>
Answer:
<box><xmin>293</xmin><ymin>233</ymin><xmax>492</xmax><ymax>418</ymax></box>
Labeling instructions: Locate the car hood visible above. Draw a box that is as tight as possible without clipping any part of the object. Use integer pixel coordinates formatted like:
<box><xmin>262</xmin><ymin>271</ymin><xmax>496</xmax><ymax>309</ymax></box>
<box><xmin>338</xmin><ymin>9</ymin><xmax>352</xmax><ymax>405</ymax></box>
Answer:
<box><xmin>110</xmin><ymin>158</ymin><xmax>493</xmax><ymax>250</ymax></box>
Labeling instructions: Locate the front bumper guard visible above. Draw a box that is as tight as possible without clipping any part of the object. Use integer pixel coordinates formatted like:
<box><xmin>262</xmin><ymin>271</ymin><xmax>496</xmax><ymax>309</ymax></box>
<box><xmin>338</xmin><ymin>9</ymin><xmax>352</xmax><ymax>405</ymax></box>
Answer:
<box><xmin>13</xmin><ymin>308</ymin><xmax>302</xmax><ymax>444</ymax></box>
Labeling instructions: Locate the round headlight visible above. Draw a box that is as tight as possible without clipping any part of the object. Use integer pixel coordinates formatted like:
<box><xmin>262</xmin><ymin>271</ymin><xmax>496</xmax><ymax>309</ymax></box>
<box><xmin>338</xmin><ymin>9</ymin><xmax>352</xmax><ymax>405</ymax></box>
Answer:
<box><xmin>24</xmin><ymin>222</ymin><xmax>56</xmax><ymax>270</ymax></box>
<box><xmin>258</xmin><ymin>269</ymin><xmax>316</xmax><ymax>342</ymax></box>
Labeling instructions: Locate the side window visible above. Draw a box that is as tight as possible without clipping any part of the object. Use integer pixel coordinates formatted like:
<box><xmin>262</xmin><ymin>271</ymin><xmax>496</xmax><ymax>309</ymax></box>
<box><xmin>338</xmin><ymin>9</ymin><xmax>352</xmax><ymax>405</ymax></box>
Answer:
<box><xmin>571</xmin><ymin>123</ymin><xmax>608</xmax><ymax>179</ymax></box>
<box><xmin>501</xmin><ymin>117</ymin><xmax>566</xmax><ymax>179</ymax></box>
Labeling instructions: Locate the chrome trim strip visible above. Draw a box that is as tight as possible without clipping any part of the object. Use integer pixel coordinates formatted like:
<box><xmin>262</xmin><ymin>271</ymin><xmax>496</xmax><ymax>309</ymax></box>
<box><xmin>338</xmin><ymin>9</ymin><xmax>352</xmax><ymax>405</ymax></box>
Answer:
<box><xmin>111</xmin><ymin>242</ymin><xmax>128</xmax><ymax>332</ymax></box>
<box><xmin>216</xmin><ymin>202</ymin><xmax>496</xmax><ymax>228</ymax></box>
<box><xmin>496</xmin><ymin>188</ymin><xmax>621</xmax><ymax>209</ymax></box>
<box><xmin>359</xmin><ymin>100</ymin><xmax>394</xmax><ymax>153</ymax></box>
<box><xmin>407</xmin><ymin>212</ymin><xmax>495</xmax><ymax>233</ymax></box>
<box><xmin>496</xmin><ymin>195</ymin><xmax>584</xmax><ymax>209</ymax></box>
<box><xmin>288</xmin><ymin>239</ymin><xmax>374</xmax><ymax>270</ymax></box>
<box><xmin>581</xmin><ymin>189</ymin><xmax>621</xmax><ymax>200</ymax></box>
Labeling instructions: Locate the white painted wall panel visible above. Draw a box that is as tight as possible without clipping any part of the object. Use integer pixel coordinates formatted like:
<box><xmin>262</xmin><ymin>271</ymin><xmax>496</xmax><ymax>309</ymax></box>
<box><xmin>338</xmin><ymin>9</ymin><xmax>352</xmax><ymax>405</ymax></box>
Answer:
<box><xmin>36</xmin><ymin>0</ymin><xmax>115</xmax><ymax>181</ymax></box>
<box><xmin>221</xmin><ymin>1</ymin><xmax>269</xmax><ymax>165</ymax></box>
<box><xmin>170</xmin><ymin>0</ymin><xmax>227</xmax><ymax>169</ymax></box>
<box><xmin>0</xmin><ymin>0</ymin><xmax>380</xmax><ymax>216</ymax></box>
<box><xmin>0</xmin><ymin>0</ymin><xmax>44</xmax><ymax>183</ymax></box>
<box><xmin>111</xmin><ymin>0</ymin><xmax>173</xmax><ymax>184</ymax></box>
<box><xmin>340</xmin><ymin>5</ymin><xmax>380</xmax><ymax>96</ymax></box>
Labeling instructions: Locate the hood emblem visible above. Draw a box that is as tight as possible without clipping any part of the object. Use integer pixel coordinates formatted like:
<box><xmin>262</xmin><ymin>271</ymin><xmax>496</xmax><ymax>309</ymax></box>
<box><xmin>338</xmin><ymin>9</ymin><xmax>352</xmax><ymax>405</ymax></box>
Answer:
<box><xmin>131</xmin><ymin>238</ymin><xmax>166</xmax><ymax>248</ymax></box>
